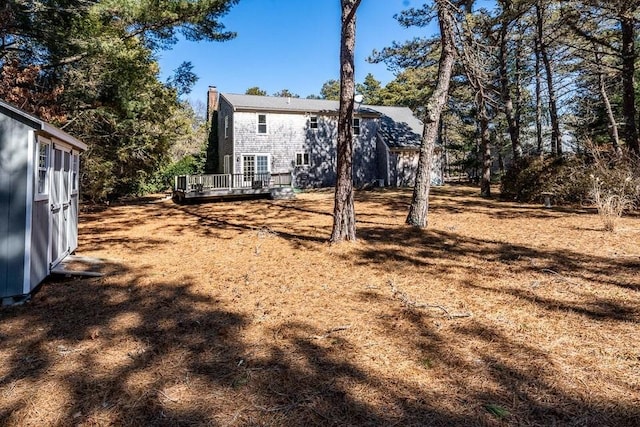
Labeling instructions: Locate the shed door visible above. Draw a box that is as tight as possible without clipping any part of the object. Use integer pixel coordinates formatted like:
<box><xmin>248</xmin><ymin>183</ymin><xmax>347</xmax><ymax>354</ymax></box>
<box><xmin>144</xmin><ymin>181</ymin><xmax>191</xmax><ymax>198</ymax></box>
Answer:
<box><xmin>50</xmin><ymin>145</ymin><xmax>71</xmax><ymax>267</ymax></box>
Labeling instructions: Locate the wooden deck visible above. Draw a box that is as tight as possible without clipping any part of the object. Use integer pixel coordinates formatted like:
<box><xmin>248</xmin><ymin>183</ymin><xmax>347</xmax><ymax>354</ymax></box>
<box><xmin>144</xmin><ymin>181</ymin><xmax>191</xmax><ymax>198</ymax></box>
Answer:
<box><xmin>172</xmin><ymin>172</ymin><xmax>294</xmax><ymax>203</ymax></box>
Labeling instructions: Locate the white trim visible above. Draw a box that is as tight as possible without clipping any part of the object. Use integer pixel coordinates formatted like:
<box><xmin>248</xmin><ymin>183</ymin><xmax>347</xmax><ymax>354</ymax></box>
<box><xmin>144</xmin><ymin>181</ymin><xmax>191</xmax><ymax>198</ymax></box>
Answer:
<box><xmin>42</xmin><ymin>123</ymin><xmax>87</xmax><ymax>151</ymax></box>
<box><xmin>309</xmin><ymin>115</ymin><xmax>318</xmax><ymax>130</ymax></box>
<box><xmin>295</xmin><ymin>152</ymin><xmax>310</xmax><ymax>167</ymax></box>
<box><xmin>256</xmin><ymin>113</ymin><xmax>268</xmax><ymax>134</ymax></box>
<box><xmin>23</xmin><ymin>131</ymin><xmax>36</xmax><ymax>294</ymax></box>
<box><xmin>71</xmin><ymin>151</ymin><xmax>79</xmax><ymax>195</ymax></box>
<box><xmin>0</xmin><ymin>100</ymin><xmax>86</xmax><ymax>150</ymax></box>
<box><xmin>52</xmin><ymin>138</ymin><xmax>73</xmax><ymax>152</ymax></box>
<box><xmin>352</xmin><ymin>117</ymin><xmax>361</xmax><ymax>136</ymax></box>
<box><xmin>34</xmin><ymin>136</ymin><xmax>51</xmax><ymax>202</ymax></box>
<box><xmin>48</xmin><ymin>144</ymin><xmax>72</xmax><ymax>269</ymax></box>
<box><xmin>240</xmin><ymin>153</ymin><xmax>271</xmax><ymax>175</ymax></box>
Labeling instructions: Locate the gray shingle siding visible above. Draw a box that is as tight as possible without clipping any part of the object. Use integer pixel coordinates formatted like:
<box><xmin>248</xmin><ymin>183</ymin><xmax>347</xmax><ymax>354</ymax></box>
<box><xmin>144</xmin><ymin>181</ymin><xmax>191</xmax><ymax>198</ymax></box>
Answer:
<box><xmin>217</xmin><ymin>97</ymin><xmax>235</xmax><ymax>173</ymax></box>
<box><xmin>227</xmin><ymin>109</ymin><xmax>381</xmax><ymax>188</ymax></box>
<box><xmin>215</xmin><ymin>92</ymin><xmax>443</xmax><ymax>188</ymax></box>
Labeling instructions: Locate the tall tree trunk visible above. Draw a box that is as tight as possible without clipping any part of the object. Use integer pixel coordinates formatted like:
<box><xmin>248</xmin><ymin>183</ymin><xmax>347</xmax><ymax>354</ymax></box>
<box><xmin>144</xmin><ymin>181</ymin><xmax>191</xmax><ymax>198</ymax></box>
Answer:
<box><xmin>534</xmin><ymin>37</ymin><xmax>544</xmax><ymax>156</ymax></box>
<box><xmin>536</xmin><ymin>0</ymin><xmax>561</xmax><ymax>156</ymax></box>
<box><xmin>620</xmin><ymin>13</ymin><xmax>640</xmax><ymax>155</ymax></box>
<box><xmin>479</xmin><ymin>100</ymin><xmax>492</xmax><ymax>197</ymax></box>
<box><xmin>594</xmin><ymin>48</ymin><xmax>621</xmax><ymax>156</ymax></box>
<box><xmin>498</xmin><ymin>2</ymin><xmax>521</xmax><ymax>161</ymax></box>
<box><xmin>406</xmin><ymin>0</ymin><xmax>456</xmax><ymax>228</ymax></box>
<box><xmin>331</xmin><ymin>0</ymin><xmax>361</xmax><ymax>243</ymax></box>
<box><xmin>514</xmin><ymin>32</ymin><xmax>523</xmax><ymax>152</ymax></box>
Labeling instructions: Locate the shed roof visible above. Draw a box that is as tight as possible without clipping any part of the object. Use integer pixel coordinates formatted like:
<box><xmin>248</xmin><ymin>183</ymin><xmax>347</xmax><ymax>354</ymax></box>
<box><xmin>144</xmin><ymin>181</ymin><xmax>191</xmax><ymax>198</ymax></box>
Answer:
<box><xmin>0</xmin><ymin>100</ymin><xmax>87</xmax><ymax>151</ymax></box>
<box><xmin>221</xmin><ymin>93</ymin><xmax>423</xmax><ymax>150</ymax></box>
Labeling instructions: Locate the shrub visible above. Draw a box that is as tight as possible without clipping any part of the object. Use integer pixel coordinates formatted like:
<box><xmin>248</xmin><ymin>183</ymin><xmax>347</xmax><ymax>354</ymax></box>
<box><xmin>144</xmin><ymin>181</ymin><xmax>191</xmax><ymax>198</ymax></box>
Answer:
<box><xmin>500</xmin><ymin>155</ymin><xmax>590</xmax><ymax>204</ymax></box>
<box><xmin>148</xmin><ymin>154</ymin><xmax>205</xmax><ymax>193</ymax></box>
<box><xmin>501</xmin><ymin>150</ymin><xmax>640</xmax><ymax>208</ymax></box>
<box><xmin>589</xmin><ymin>175</ymin><xmax>636</xmax><ymax>232</ymax></box>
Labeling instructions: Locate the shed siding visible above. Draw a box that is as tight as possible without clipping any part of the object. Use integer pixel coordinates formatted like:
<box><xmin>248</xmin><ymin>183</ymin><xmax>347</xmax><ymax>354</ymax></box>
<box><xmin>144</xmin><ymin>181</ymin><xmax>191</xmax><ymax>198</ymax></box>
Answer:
<box><xmin>69</xmin><ymin>193</ymin><xmax>79</xmax><ymax>252</ymax></box>
<box><xmin>0</xmin><ymin>113</ymin><xmax>29</xmax><ymax>298</ymax></box>
<box><xmin>29</xmin><ymin>200</ymin><xmax>50</xmax><ymax>289</ymax></box>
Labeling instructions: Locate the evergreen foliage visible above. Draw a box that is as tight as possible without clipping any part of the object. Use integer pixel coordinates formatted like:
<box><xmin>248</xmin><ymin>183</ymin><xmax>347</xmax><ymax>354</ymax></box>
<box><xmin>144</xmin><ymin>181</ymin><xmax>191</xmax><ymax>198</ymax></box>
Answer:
<box><xmin>0</xmin><ymin>0</ymin><xmax>238</xmax><ymax>201</ymax></box>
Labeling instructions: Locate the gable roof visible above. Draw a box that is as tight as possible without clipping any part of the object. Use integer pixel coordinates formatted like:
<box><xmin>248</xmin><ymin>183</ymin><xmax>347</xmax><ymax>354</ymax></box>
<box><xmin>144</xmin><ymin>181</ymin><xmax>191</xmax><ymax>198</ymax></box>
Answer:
<box><xmin>220</xmin><ymin>93</ymin><xmax>423</xmax><ymax>149</ymax></box>
<box><xmin>0</xmin><ymin>99</ymin><xmax>87</xmax><ymax>151</ymax></box>
<box><xmin>222</xmin><ymin>93</ymin><xmax>341</xmax><ymax>113</ymax></box>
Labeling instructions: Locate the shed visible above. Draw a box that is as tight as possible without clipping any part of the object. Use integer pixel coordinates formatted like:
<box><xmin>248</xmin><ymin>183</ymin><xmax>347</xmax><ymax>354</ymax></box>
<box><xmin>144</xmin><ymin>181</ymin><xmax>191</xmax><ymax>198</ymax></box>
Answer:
<box><xmin>0</xmin><ymin>100</ymin><xmax>87</xmax><ymax>304</ymax></box>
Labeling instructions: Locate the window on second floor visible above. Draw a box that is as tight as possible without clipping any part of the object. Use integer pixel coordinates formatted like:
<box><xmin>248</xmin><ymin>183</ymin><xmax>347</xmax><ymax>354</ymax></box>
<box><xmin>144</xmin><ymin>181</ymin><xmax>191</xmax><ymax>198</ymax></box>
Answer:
<box><xmin>224</xmin><ymin>115</ymin><xmax>229</xmax><ymax>138</ymax></box>
<box><xmin>309</xmin><ymin>116</ymin><xmax>318</xmax><ymax>129</ymax></box>
<box><xmin>257</xmin><ymin>114</ymin><xmax>268</xmax><ymax>134</ymax></box>
<box><xmin>353</xmin><ymin>117</ymin><xmax>361</xmax><ymax>136</ymax></box>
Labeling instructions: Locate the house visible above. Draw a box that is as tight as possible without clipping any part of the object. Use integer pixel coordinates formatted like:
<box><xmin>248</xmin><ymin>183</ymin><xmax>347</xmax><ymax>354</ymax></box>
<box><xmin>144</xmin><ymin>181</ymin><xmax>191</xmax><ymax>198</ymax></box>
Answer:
<box><xmin>207</xmin><ymin>87</ymin><xmax>443</xmax><ymax>189</ymax></box>
<box><xmin>0</xmin><ymin>100</ymin><xmax>87</xmax><ymax>304</ymax></box>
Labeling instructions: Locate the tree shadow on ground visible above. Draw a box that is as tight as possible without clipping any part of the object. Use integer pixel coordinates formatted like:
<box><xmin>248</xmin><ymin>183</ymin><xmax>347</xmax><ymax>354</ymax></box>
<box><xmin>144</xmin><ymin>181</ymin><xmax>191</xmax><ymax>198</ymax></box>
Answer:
<box><xmin>0</xmin><ymin>263</ymin><xmax>248</xmax><ymax>425</ymax></box>
<box><xmin>357</xmin><ymin>225</ymin><xmax>640</xmax><ymax>298</ymax></box>
<box><xmin>2</xmin><ymin>186</ymin><xmax>636</xmax><ymax>425</ymax></box>
<box><xmin>0</xmin><ymin>261</ymin><xmax>573</xmax><ymax>426</ymax></box>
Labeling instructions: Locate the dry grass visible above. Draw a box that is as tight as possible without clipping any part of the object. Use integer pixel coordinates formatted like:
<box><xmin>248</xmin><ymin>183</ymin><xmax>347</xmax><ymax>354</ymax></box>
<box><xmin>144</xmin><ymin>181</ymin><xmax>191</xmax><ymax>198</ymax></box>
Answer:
<box><xmin>590</xmin><ymin>176</ymin><xmax>636</xmax><ymax>232</ymax></box>
<box><xmin>1</xmin><ymin>185</ymin><xmax>639</xmax><ymax>426</ymax></box>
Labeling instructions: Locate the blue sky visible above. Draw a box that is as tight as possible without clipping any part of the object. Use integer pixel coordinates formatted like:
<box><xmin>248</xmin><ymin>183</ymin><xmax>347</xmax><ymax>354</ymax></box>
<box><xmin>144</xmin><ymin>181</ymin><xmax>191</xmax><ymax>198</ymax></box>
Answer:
<box><xmin>156</xmin><ymin>0</ymin><xmax>436</xmax><ymax>106</ymax></box>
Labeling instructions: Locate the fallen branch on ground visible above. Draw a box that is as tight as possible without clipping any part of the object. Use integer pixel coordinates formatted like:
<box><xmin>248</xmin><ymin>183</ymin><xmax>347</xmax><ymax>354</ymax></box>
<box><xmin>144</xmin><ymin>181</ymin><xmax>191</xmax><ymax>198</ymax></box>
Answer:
<box><xmin>310</xmin><ymin>325</ymin><xmax>351</xmax><ymax>340</ymax></box>
<box><xmin>541</xmin><ymin>269</ymin><xmax>582</xmax><ymax>286</ymax></box>
<box><xmin>388</xmin><ymin>281</ymin><xmax>472</xmax><ymax>319</ymax></box>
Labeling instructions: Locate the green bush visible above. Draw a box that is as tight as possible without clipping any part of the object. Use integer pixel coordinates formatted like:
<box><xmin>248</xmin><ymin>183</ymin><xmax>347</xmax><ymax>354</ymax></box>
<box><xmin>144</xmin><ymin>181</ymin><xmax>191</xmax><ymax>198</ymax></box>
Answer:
<box><xmin>150</xmin><ymin>154</ymin><xmax>205</xmax><ymax>193</ymax></box>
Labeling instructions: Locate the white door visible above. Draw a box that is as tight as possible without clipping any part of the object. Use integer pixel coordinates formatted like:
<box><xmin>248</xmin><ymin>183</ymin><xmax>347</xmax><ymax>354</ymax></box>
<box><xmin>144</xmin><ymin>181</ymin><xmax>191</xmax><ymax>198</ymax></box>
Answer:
<box><xmin>242</xmin><ymin>154</ymin><xmax>269</xmax><ymax>183</ymax></box>
<box><xmin>50</xmin><ymin>145</ymin><xmax>71</xmax><ymax>267</ymax></box>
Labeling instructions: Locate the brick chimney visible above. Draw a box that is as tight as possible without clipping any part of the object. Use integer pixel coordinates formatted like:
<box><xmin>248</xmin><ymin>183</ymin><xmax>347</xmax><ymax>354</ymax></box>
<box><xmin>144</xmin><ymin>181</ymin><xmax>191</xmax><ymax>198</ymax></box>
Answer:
<box><xmin>206</xmin><ymin>86</ymin><xmax>219</xmax><ymax>122</ymax></box>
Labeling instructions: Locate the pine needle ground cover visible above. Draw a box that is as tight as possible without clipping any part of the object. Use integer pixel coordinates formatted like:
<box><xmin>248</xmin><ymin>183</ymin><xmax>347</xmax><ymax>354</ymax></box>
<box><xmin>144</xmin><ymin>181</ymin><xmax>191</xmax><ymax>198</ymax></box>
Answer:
<box><xmin>1</xmin><ymin>185</ymin><xmax>638</xmax><ymax>426</ymax></box>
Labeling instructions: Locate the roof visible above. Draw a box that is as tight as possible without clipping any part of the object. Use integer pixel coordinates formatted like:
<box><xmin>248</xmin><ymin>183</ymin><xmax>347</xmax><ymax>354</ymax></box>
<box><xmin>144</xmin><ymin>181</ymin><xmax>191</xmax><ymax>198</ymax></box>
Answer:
<box><xmin>0</xmin><ymin>99</ymin><xmax>87</xmax><ymax>151</ymax></box>
<box><xmin>221</xmin><ymin>93</ymin><xmax>341</xmax><ymax>113</ymax></box>
<box><xmin>221</xmin><ymin>93</ymin><xmax>423</xmax><ymax>149</ymax></box>
<box><xmin>372</xmin><ymin>106</ymin><xmax>423</xmax><ymax>149</ymax></box>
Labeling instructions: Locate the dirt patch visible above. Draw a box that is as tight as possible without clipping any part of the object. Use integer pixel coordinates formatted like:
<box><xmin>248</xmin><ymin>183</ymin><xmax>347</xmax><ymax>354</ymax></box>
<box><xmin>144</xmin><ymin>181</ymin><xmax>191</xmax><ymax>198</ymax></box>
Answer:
<box><xmin>1</xmin><ymin>185</ymin><xmax>639</xmax><ymax>426</ymax></box>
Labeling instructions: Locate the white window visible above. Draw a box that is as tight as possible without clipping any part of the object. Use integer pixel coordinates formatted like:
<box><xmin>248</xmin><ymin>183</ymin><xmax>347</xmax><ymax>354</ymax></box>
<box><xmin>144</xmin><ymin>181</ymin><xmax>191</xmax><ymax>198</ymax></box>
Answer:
<box><xmin>353</xmin><ymin>118</ymin><xmax>361</xmax><ymax>136</ymax></box>
<box><xmin>309</xmin><ymin>116</ymin><xmax>318</xmax><ymax>129</ymax></box>
<box><xmin>36</xmin><ymin>138</ymin><xmax>51</xmax><ymax>199</ymax></box>
<box><xmin>257</xmin><ymin>114</ymin><xmax>267</xmax><ymax>134</ymax></box>
<box><xmin>71</xmin><ymin>153</ymin><xmax>79</xmax><ymax>194</ymax></box>
<box><xmin>224</xmin><ymin>115</ymin><xmax>229</xmax><ymax>138</ymax></box>
<box><xmin>295</xmin><ymin>152</ymin><xmax>310</xmax><ymax>166</ymax></box>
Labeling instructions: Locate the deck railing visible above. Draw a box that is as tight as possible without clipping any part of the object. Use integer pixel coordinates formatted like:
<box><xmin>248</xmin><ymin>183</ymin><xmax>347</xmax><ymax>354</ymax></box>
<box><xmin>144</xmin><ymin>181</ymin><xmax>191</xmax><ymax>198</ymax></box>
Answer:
<box><xmin>174</xmin><ymin>172</ymin><xmax>293</xmax><ymax>193</ymax></box>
